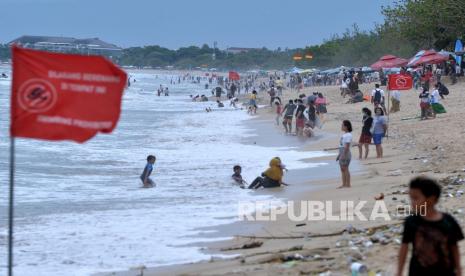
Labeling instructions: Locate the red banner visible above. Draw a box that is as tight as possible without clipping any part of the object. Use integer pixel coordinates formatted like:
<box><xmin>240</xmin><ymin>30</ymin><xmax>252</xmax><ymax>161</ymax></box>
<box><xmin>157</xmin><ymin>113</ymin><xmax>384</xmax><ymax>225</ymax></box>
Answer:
<box><xmin>388</xmin><ymin>73</ymin><xmax>413</xmax><ymax>90</ymax></box>
<box><xmin>229</xmin><ymin>71</ymin><xmax>240</xmax><ymax>81</ymax></box>
<box><xmin>10</xmin><ymin>46</ymin><xmax>127</xmax><ymax>143</ymax></box>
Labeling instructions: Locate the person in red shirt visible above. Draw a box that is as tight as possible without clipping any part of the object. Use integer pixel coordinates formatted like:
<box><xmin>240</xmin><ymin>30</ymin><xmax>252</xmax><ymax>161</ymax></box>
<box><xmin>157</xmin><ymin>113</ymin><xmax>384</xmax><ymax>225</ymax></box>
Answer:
<box><xmin>421</xmin><ymin>69</ymin><xmax>433</xmax><ymax>91</ymax></box>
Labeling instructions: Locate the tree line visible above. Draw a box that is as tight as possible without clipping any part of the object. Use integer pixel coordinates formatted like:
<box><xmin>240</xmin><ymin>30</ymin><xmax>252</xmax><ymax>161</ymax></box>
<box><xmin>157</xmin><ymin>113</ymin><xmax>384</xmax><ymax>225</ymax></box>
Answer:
<box><xmin>1</xmin><ymin>0</ymin><xmax>464</xmax><ymax>70</ymax></box>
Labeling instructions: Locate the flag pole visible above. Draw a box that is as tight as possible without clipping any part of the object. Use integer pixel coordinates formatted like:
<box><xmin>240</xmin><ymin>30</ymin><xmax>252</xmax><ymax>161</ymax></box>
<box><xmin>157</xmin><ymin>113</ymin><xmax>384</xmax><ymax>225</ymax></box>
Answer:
<box><xmin>386</xmin><ymin>88</ymin><xmax>390</xmax><ymax>139</ymax></box>
<box><xmin>8</xmin><ymin>137</ymin><xmax>15</xmax><ymax>276</ymax></box>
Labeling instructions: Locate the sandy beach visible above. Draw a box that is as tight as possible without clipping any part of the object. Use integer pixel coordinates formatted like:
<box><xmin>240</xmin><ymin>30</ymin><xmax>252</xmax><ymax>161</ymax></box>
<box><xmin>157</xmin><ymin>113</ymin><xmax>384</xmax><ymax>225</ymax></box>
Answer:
<box><xmin>97</xmin><ymin>76</ymin><xmax>465</xmax><ymax>276</ymax></box>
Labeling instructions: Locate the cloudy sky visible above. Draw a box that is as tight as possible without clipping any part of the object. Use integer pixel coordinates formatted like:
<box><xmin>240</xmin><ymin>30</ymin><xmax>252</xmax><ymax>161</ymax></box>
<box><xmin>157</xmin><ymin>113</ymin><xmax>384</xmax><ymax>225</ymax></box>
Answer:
<box><xmin>1</xmin><ymin>0</ymin><xmax>394</xmax><ymax>49</ymax></box>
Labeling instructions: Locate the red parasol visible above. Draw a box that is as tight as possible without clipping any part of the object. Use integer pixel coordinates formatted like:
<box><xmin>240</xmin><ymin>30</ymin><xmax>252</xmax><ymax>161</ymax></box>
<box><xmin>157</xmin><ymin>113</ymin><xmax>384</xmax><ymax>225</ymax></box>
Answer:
<box><xmin>407</xmin><ymin>50</ymin><xmax>449</xmax><ymax>67</ymax></box>
<box><xmin>371</xmin><ymin>55</ymin><xmax>408</xmax><ymax>70</ymax></box>
<box><xmin>229</xmin><ymin>71</ymin><xmax>240</xmax><ymax>81</ymax></box>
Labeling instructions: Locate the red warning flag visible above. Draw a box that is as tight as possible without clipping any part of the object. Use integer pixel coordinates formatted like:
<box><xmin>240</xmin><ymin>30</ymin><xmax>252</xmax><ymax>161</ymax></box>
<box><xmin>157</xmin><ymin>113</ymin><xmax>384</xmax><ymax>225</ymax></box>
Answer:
<box><xmin>10</xmin><ymin>46</ymin><xmax>127</xmax><ymax>143</ymax></box>
<box><xmin>388</xmin><ymin>73</ymin><xmax>413</xmax><ymax>90</ymax></box>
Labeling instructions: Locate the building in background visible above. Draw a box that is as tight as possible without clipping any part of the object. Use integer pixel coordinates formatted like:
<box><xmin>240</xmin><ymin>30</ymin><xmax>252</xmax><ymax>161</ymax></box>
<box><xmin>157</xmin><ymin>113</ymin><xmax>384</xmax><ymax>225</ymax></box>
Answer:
<box><xmin>225</xmin><ymin>47</ymin><xmax>260</xmax><ymax>54</ymax></box>
<box><xmin>9</xmin><ymin>35</ymin><xmax>123</xmax><ymax>58</ymax></box>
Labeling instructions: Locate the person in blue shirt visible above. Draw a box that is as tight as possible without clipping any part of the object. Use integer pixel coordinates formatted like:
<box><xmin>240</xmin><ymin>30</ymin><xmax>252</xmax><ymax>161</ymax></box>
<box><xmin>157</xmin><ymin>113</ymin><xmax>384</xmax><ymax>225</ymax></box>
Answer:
<box><xmin>140</xmin><ymin>155</ymin><xmax>156</xmax><ymax>188</ymax></box>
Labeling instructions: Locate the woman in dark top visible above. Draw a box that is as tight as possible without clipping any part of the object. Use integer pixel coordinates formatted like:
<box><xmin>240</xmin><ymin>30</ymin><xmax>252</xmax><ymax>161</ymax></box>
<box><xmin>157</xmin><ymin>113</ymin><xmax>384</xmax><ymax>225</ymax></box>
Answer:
<box><xmin>358</xmin><ymin>107</ymin><xmax>373</xmax><ymax>159</ymax></box>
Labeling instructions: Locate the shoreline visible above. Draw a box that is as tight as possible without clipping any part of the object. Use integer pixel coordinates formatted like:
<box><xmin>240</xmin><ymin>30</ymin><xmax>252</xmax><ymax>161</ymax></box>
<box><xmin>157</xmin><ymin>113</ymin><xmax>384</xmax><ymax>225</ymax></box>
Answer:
<box><xmin>99</xmin><ymin>80</ymin><xmax>465</xmax><ymax>276</ymax></box>
<box><xmin>96</xmin><ymin>85</ymin><xmax>368</xmax><ymax>276</ymax></box>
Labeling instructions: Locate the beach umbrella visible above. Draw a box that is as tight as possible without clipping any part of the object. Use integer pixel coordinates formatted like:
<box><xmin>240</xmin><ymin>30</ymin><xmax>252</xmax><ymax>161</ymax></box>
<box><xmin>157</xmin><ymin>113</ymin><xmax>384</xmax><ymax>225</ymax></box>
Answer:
<box><xmin>293</xmin><ymin>53</ymin><xmax>303</xmax><ymax>61</ymax></box>
<box><xmin>361</xmin><ymin>66</ymin><xmax>374</xmax><ymax>73</ymax></box>
<box><xmin>289</xmin><ymin>67</ymin><xmax>302</xmax><ymax>73</ymax></box>
<box><xmin>407</xmin><ymin>50</ymin><xmax>448</xmax><ymax>67</ymax></box>
<box><xmin>229</xmin><ymin>71</ymin><xmax>240</xmax><ymax>80</ymax></box>
<box><xmin>371</xmin><ymin>55</ymin><xmax>408</xmax><ymax>70</ymax></box>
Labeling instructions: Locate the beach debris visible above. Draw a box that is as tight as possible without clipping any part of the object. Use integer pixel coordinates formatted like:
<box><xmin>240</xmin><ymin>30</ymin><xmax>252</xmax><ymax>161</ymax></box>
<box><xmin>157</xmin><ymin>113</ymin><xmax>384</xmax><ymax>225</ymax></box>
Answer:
<box><xmin>374</xmin><ymin>193</ymin><xmax>384</xmax><ymax>200</ymax></box>
<box><xmin>221</xmin><ymin>240</ymin><xmax>263</xmax><ymax>251</ymax></box>
<box><xmin>363</xmin><ymin>241</ymin><xmax>374</xmax><ymax>248</ymax></box>
<box><xmin>296</xmin><ymin>223</ymin><xmax>307</xmax><ymax>227</ymax></box>
<box><xmin>282</xmin><ymin>253</ymin><xmax>304</xmax><ymax>262</ymax></box>
<box><xmin>453</xmin><ymin>209</ymin><xmax>463</xmax><ymax>215</ymax></box>
<box><xmin>351</xmin><ymin>262</ymin><xmax>368</xmax><ymax>274</ymax></box>
<box><xmin>319</xmin><ymin>271</ymin><xmax>332</xmax><ymax>276</ymax></box>
<box><xmin>345</xmin><ymin>225</ymin><xmax>360</xmax><ymax>234</ymax></box>
<box><xmin>391</xmin><ymin>190</ymin><xmax>407</xmax><ymax>195</ymax></box>
<box><xmin>387</xmin><ymin>169</ymin><xmax>402</xmax><ymax>176</ymax></box>
<box><xmin>288</xmin><ymin>245</ymin><xmax>304</xmax><ymax>251</ymax></box>
<box><xmin>347</xmin><ymin>249</ymin><xmax>364</xmax><ymax>261</ymax></box>
<box><xmin>280</xmin><ymin>260</ymin><xmax>297</xmax><ymax>268</ymax></box>
<box><xmin>409</xmin><ymin>156</ymin><xmax>427</xmax><ymax>160</ymax></box>
<box><xmin>254</xmin><ymin>253</ymin><xmax>284</xmax><ymax>264</ymax></box>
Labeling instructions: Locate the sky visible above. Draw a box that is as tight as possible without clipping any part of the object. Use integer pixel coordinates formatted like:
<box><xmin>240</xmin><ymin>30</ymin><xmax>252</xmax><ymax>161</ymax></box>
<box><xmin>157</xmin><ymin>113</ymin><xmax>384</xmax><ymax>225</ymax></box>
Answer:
<box><xmin>1</xmin><ymin>0</ymin><xmax>394</xmax><ymax>50</ymax></box>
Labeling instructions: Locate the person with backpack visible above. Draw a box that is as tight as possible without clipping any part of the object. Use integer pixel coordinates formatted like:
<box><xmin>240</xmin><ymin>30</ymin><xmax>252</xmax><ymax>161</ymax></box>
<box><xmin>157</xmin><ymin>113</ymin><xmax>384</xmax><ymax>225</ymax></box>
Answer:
<box><xmin>371</xmin><ymin>84</ymin><xmax>386</xmax><ymax>113</ymax></box>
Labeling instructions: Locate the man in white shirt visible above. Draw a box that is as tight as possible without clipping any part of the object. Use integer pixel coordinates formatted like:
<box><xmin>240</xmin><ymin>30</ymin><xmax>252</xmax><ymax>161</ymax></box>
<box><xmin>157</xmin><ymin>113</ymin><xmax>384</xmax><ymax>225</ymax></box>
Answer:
<box><xmin>371</xmin><ymin>84</ymin><xmax>386</xmax><ymax>113</ymax></box>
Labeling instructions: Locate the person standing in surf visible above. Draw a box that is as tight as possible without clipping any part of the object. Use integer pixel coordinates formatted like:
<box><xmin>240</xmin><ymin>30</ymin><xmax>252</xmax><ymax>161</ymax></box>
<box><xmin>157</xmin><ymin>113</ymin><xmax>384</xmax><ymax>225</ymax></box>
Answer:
<box><xmin>141</xmin><ymin>155</ymin><xmax>156</xmax><ymax>188</ymax></box>
<box><xmin>337</xmin><ymin>120</ymin><xmax>352</xmax><ymax>188</ymax></box>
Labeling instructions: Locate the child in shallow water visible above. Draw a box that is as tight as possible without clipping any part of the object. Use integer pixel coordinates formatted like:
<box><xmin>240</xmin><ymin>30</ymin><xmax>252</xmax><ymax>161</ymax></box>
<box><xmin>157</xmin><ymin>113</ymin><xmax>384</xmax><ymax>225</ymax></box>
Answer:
<box><xmin>231</xmin><ymin>165</ymin><xmax>247</xmax><ymax>188</ymax></box>
<box><xmin>140</xmin><ymin>155</ymin><xmax>156</xmax><ymax>188</ymax></box>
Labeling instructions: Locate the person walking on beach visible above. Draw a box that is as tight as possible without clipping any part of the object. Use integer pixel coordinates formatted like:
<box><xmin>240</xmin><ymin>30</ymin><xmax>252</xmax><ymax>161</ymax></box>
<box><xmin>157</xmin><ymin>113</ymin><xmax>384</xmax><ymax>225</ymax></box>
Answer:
<box><xmin>337</xmin><ymin>120</ymin><xmax>352</xmax><ymax>188</ymax></box>
<box><xmin>276</xmin><ymin>77</ymin><xmax>284</xmax><ymax>96</ymax></box>
<box><xmin>397</xmin><ymin>177</ymin><xmax>463</xmax><ymax>276</ymax></box>
<box><xmin>274</xmin><ymin>101</ymin><xmax>282</xmax><ymax>126</ymax></box>
<box><xmin>373</xmin><ymin>107</ymin><xmax>387</xmax><ymax>158</ymax></box>
<box><xmin>140</xmin><ymin>155</ymin><xmax>156</xmax><ymax>188</ymax></box>
<box><xmin>282</xmin><ymin>100</ymin><xmax>297</xmax><ymax>134</ymax></box>
<box><xmin>358</xmin><ymin>108</ymin><xmax>373</xmax><ymax>160</ymax></box>
<box><xmin>315</xmin><ymin>93</ymin><xmax>328</xmax><ymax>124</ymax></box>
<box><xmin>248</xmin><ymin>90</ymin><xmax>258</xmax><ymax>114</ymax></box>
<box><xmin>295</xmin><ymin>99</ymin><xmax>306</xmax><ymax>136</ymax></box>
<box><xmin>307</xmin><ymin>100</ymin><xmax>317</xmax><ymax>128</ymax></box>
<box><xmin>390</xmin><ymin>90</ymin><xmax>401</xmax><ymax>113</ymax></box>
<box><xmin>215</xmin><ymin>86</ymin><xmax>223</xmax><ymax>100</ymax></box>
<box><xmin>268</xmin><ymin>85</ymin><xmax>276</xmax><ymax>107</ymax></box>
<box><xmin>419</xmin><ymin>88</ymin><xmax>432</xmax><ymax>120</ymax></box>
<box><xmin>371</xmin><ymin>84</ymin><xmax>386</xmax><ymax>113</ymax></box>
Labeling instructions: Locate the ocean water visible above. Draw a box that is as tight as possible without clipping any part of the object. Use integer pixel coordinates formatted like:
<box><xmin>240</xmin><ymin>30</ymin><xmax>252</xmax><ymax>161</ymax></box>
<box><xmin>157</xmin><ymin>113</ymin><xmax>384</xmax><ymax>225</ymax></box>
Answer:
<box><xmin>0</xmin><ymin>67</ymin><xmax>331</xmax><ymax>275</ymax></box>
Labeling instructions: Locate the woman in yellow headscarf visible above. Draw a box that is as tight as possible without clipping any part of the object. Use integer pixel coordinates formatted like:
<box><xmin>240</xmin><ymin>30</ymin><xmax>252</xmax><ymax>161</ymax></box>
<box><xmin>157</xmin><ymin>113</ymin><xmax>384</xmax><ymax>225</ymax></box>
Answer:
<box><xmin>248</xmin><ymin>158</ymin><xmax>289</xmax><ymax>189</ymax></box>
